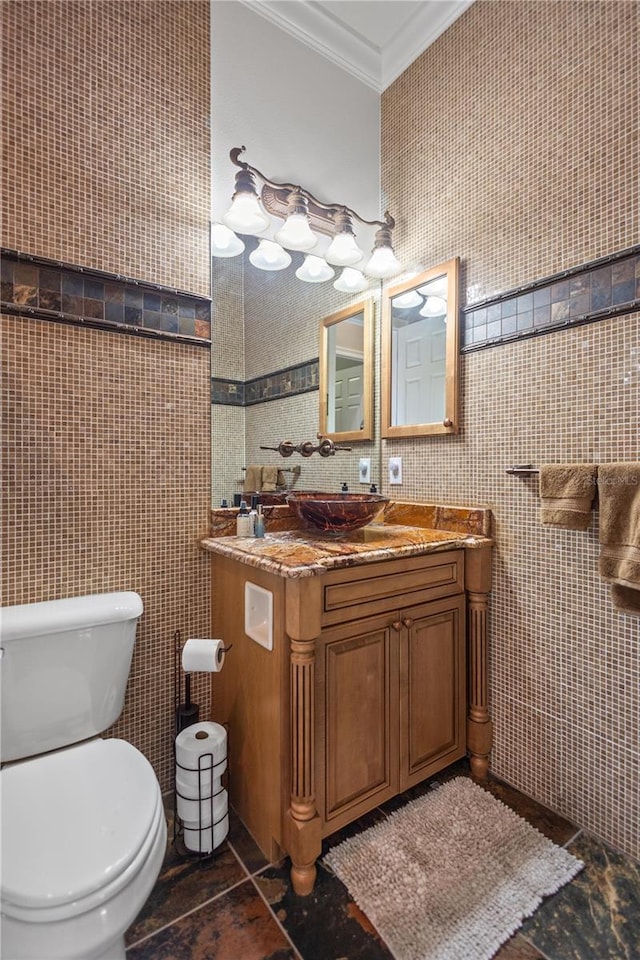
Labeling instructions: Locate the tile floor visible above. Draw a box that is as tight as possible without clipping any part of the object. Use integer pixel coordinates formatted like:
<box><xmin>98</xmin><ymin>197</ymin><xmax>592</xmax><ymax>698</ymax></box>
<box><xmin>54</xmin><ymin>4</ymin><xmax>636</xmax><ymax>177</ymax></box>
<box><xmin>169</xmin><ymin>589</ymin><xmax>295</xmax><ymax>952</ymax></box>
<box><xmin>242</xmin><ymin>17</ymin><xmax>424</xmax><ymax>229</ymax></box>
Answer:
<box><xmin>125</xmin><ymin>760</ymin><xmax>640</xmax><ymax>960</ymax></box>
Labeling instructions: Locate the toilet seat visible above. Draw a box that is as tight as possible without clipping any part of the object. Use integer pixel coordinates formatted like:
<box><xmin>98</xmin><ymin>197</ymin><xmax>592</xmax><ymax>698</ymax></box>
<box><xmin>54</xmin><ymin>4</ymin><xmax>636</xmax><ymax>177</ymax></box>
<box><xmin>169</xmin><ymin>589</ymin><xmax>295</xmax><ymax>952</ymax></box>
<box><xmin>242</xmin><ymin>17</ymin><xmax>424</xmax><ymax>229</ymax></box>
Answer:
<box><xmin>1</xmin><ymin>738</ymin><xmax>163</xmax><ymax>923</ymax></box>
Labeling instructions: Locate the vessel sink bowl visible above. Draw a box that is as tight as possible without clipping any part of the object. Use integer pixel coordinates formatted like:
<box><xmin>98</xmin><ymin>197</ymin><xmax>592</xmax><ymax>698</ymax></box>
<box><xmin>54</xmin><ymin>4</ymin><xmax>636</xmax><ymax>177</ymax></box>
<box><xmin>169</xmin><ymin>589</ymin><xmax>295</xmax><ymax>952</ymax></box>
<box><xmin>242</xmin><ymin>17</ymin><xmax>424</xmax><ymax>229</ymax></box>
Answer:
<box><xmin>287</xmin><ymin>492</ymin><xmax>389</xmax><ymax>533</ymax></box>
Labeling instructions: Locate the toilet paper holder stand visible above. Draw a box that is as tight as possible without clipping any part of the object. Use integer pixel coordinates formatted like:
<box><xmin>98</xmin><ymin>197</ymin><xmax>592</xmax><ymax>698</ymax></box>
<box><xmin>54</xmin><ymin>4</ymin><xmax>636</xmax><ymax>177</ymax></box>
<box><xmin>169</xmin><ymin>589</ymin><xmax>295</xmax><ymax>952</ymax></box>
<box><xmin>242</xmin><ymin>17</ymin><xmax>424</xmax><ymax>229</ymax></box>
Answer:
<box><xmin>172</xmin><ymin>631</ymin><xmax>231</xmax><ymax>861</ymax></box>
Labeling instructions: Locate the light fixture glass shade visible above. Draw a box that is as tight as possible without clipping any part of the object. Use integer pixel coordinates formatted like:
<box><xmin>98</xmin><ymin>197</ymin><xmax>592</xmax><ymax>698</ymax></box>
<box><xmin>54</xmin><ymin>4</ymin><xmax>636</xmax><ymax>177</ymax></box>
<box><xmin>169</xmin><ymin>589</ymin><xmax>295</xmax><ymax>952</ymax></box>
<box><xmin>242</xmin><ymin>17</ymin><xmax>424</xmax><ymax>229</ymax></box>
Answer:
<box><xmin>222</xmin><ymin>193</ymin><xmax>270</xmax><ymax>236</ymax></box>
<box><xmin>417</xmin><ymin>276</ymin><xmax>448</xmax><ymax>297</ymax></box>
<box><xmin>364</xmin><ymin>244</ymin><xmax>402</xmax><ymax>279</ymax></box>
<box><xmin>325</xmin><ymin>231</ymin><xmax>365</xmax><ymax>266</ymax></box>
<box><xmin>295</xmin><ymin>255</ymin><xmax>334</xmax><ymax>283</ymax></box>
<box><xmin>249</xmin><ymin>240</ymin><xmax>292</xmax><ymax>271</ymax></box>
<box><xmin>333</xmin><ymin>267</ymin><xmax>369</xmax><ymax>293</ymax></box>
<box><xmin>275</xmin><ymin>213</ymin><xmax>317</xmax><ymax>252</ymax></box>
<box><xmin>419</xmin><ymin>295</ymin><xmax>447</xmax><ymax>317</ymax></box>
<box><xmin>211</xmin><ymin>223</ymin><xmax>245</xmax><ymax>258</ymax></box>
<box><xmin>392</xmin><ymin>290</ymin><xmax>422</xmax><ymax>309</ymax></box>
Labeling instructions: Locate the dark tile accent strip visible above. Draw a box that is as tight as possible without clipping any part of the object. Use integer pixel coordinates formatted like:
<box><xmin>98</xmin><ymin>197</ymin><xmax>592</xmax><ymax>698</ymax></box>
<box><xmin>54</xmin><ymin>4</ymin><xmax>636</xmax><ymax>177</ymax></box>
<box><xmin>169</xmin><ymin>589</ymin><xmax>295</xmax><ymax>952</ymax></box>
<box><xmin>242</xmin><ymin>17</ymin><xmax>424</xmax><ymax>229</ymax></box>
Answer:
<box><xmin>1</xmin><ymin>248</ymin><xmax>211</xmax><ymax>346</ymax></box>
<box><xmin>212</xmin><ymin>359</ymin><xmax>319</xmax><ymax>407</ymax></box>
<box><xmin>462</xmin><ymin>246</ymin><xmax>640</xmax><ymax>352</ymax></box>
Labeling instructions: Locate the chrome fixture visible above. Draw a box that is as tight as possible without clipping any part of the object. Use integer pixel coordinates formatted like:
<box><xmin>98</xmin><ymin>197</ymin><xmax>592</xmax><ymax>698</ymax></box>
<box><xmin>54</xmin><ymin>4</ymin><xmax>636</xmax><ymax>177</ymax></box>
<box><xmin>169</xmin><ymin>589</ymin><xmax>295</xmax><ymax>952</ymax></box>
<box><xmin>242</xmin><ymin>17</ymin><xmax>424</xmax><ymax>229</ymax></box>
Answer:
<box><xmin>212</xmin><ymin>147</ymin><xmax>401</xmax><ymax>285</ymax></box>
<box><xmin>506</xmin><ymin>464</ymin><xmax>540</xmax><ymax>476</ymax></box>
<box><xmin>260</xmin><ymin>436</ymin><xmax>352</xmax><ymax>458</ymax></box>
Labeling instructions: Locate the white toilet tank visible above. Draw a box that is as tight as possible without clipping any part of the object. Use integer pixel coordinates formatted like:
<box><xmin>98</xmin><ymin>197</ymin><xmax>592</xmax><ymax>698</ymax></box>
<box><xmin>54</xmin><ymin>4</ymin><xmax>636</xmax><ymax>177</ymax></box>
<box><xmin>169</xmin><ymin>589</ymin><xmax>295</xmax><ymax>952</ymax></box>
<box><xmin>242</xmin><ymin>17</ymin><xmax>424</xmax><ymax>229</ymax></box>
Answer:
<box><xmin>0</xmin><ymin>592</ymin><xmax>143</xmax><ymax>764</ymax></box>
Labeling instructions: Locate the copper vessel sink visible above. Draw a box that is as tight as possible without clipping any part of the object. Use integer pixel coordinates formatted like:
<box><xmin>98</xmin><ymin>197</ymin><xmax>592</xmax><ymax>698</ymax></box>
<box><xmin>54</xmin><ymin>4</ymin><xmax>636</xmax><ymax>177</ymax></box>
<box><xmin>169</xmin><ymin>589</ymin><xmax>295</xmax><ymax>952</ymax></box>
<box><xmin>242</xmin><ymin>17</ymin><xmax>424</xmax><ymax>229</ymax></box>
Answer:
<box><xmin>287</xmin><ymin>492</ymin><xmax>388</xmax><ymax>533</ymax></box>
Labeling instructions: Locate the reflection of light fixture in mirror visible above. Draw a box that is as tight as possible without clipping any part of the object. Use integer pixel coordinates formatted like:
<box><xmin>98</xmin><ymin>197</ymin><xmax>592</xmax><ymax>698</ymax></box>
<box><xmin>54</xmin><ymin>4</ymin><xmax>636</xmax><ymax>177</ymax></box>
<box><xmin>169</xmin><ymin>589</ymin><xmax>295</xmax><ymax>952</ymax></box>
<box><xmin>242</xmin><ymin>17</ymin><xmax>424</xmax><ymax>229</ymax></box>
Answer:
<box><xmin>417</xmin><ymin>276</ymin><xmax>448</xmax><ymax>297</ymax></box>
<box><xmin>274</xmin><ymin>190</ymin><xmax>317</xmax><ymax>251</ymax></box>
<box><xmin>249</xmin><ymin>240</ymin><xmax>292</xmax><ymax>271</ymax></box>
<box><xmin>392</xmin><ymin>290</ymin><xmax>422</xmax><ymax>309</ymax></box>
<box><xmin>325</xmin><ymin>210</ymin><xmax>364</xmax><ymax>266</ymax></box>
<box><xmin>364</xmin><ymin>219</ymin><xmax>401</xmax><ymax>279</ymax></box>
<box><xmin>296</xmin><ymin>255</ymin><xmax>335</xmax><ymax>283</ymax></box>
<box><xmin>333</xmin><ymin>267</ymin><xmax>369</xmax><ymax>293</ymax></box>
<box><xmin>419</xmin><ymin>295</ymin><xmax>447</xmax><ymax>316</ymax></box>
<box><xmin>214</xmin><ymin>148</ymin><xmax>402</xmax><ymax>284</ymax></box>
<box><xmin>211</xmin><ymin>222</ymin><xmax>245</xmax><ymax>258</ymax></box>
<box><xmin>222</xmin><ymin>165</ymin><xmax>271</xmax><ymax>235</ymax></box>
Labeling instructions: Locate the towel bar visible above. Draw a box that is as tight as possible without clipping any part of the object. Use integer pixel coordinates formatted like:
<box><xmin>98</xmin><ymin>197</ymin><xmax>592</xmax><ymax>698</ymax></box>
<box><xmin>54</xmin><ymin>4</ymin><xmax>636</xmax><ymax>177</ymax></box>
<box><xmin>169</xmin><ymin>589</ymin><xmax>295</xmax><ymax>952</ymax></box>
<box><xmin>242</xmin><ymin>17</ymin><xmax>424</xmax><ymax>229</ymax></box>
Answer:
<box><xmin>506</xmin><ymin>464</ymin><xmax>540</xmax><ymax>476</ymax></box>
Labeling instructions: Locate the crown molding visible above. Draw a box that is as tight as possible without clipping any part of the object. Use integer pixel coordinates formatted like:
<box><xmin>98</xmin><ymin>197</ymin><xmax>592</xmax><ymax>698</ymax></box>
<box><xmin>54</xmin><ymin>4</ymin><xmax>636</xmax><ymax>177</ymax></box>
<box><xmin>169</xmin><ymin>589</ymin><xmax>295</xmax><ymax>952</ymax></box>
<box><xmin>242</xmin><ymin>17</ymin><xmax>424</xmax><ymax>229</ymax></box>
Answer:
<box><xmin>238</xmin><ymin>0</ymin><xmax>381</xmax><ymax>91</ymax></box>
<box><xmin>237</xmin><ymin>1</ymin><xmax>474</xmax><ymax>93</ymax></box>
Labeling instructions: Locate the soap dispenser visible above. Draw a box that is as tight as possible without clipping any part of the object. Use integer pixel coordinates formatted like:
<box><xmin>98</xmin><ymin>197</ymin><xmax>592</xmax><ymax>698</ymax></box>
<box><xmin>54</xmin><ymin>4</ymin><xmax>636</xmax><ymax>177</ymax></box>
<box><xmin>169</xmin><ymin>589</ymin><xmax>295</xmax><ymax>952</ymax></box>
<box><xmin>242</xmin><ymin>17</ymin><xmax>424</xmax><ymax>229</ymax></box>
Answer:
<box><xmin>236</xmin><ymin>500</ymin><xmax>253</xmax><ymax>537</ymax></box>
<box><xmin>341</xmin><ymin>482</ymin><xmax>349</xmax><ymax>493</ymax></box>
<box><xmin>254</xmin><ymin>504</ymin><xmax>265</xmax><ymax>538</ymax></box>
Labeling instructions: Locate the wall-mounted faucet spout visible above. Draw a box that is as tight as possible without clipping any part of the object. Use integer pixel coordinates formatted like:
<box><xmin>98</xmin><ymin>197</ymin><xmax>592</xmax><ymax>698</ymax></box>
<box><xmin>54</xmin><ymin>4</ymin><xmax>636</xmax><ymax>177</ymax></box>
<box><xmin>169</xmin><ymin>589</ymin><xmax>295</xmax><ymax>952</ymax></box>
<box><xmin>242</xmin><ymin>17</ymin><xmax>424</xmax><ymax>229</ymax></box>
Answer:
<box><xmin>260</xmin><ymin>437</ymin><xmax>352</xmax><ymax>458</ymax></box>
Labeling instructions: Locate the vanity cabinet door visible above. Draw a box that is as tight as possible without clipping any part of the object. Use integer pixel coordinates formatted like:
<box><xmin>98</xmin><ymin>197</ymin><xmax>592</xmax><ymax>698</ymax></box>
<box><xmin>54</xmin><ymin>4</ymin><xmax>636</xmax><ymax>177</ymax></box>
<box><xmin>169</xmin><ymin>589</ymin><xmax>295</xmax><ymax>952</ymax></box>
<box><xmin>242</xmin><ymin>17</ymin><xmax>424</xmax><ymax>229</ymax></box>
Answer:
<box><xmin>399</xmin><ymin>594</ymin><xmax>466</xmax><ymax>791</ymax></box>
<box><xmin>316</xmin><ymin>614</ymin><xmax>399</xmax><ymax>834</ymax></box>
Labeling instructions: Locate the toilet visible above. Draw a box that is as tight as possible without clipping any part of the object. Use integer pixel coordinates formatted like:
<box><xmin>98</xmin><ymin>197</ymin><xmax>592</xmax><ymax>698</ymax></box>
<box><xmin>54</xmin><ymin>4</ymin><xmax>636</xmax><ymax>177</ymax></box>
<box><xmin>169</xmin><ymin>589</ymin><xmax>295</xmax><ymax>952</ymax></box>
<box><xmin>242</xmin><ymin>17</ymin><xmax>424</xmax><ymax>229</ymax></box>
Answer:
<box><xmin>0</xmin><ymin>592</ymin><xmax>167</xmax><ymax>960</ymax></box>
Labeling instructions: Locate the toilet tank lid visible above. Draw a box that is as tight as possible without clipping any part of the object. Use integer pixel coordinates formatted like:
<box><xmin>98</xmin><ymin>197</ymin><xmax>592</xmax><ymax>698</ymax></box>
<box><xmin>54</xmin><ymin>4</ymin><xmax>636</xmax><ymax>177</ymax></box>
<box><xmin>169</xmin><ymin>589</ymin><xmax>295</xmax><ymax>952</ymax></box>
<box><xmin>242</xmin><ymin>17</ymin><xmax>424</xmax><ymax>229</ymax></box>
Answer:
<box><xmin>0</xmin><ymin>591</ymin><xmax>143</xmax><ymax>641</ymax></box>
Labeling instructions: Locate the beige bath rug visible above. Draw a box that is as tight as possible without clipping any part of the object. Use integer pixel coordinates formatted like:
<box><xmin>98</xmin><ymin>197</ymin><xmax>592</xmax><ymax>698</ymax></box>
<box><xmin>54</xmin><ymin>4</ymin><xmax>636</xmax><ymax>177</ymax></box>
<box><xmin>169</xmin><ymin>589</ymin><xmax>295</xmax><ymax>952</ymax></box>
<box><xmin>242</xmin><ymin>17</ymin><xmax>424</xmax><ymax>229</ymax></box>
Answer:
<box><xmin>323</xmin><ymin>777</ymin><xmax>583</xmax><ymax>960</ymax></box>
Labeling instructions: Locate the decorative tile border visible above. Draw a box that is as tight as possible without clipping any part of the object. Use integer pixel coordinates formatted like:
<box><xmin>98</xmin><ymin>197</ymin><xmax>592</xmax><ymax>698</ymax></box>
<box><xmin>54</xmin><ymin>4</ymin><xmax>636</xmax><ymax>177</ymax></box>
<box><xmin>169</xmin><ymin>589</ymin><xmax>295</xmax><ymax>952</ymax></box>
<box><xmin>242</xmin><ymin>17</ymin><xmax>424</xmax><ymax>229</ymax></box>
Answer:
<box><xmin>462</xmin><ymin>246</ymin><xmax>640</xmax><ymax>351</ymax></box>
<box><xmin>1</xmin><ymin>248</ymin><xmax>211</xmax><ymax>345</ymax></box>
<box><xmin>212</xmin><ymin>359</ymin><xmax>319</xmax><ymax>407</ymax></box>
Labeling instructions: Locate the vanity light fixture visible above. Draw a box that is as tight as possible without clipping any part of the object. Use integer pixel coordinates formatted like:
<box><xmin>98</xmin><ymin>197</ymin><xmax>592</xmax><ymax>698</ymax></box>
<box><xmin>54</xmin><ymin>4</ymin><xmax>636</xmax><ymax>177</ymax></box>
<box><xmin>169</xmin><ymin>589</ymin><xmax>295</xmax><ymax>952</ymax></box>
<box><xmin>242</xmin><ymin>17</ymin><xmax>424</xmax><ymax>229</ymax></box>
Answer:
<box><xmin>215</xmin><ymin>146</ymin><xmax>401</xmax><ymax>282</ymax></box>
<box><xmin>249</xmin><ymin>239</ymin><xmax>292</xmax><ymax>271</ymax></box>
<box><xmin>324</xmin><ymin>210</ymin><xmax>365</xmax><ymax>266</ymax></box>
<box><xmin>296</xmin><ymin>255</ymin><xmax>335</xmax><ymax>284</ymax></box>
<box><xmin>392</xmin><ymin>289</ymin><xmax>422</xmax><ymax>309</ymax></box>
<box><xmin>222</xmin><ymin>163</ymin><xmax>271</xmax><ymax>235</ymax></box>
<box><xmin>274</xmin><ymin>190</ymin><xmax>317</xmax><ymax>252</ymax></box>
<box><xmin>419</xmin><ymin>295</ymin><xmax>447</xmax><ymax>317</ymax></box>
<box><xmin>333</xmin><ymin>267</ymin><xmax>369</xmax><ymax>293</ymax></box>
<box><xmin>211</xmin><ymin>222</ymin><xmax>245</xmax><ymax>258</ymax></box>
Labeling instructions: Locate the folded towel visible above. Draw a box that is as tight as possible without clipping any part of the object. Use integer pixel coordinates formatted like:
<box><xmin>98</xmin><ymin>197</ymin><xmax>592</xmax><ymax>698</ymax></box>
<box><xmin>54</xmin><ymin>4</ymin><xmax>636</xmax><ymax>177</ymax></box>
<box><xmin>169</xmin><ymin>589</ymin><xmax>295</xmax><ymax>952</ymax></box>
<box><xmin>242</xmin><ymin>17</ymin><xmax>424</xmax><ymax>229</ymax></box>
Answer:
<box><xmin>539</xmin><ymin>464</ymin><xmax>597</xmax><ymax>530</ymax></box>
<box><xmin>261</xmin><ymin>465</ymin><xmax>278</xmax><ymax>492</ymax></box>
<box><xmin>244</xmin><ymin>465</ymin><xmax>263</xmax><ymax>493</ymax></box>
<box><xmin>277</xmin><ymin>469</ymin><xmax>286</xmax><ymax>489</ymax></box>
<box><xmin>598</xmin><ymin>462</ymin><xmax>640</xmax><ymax>614</ymax></box>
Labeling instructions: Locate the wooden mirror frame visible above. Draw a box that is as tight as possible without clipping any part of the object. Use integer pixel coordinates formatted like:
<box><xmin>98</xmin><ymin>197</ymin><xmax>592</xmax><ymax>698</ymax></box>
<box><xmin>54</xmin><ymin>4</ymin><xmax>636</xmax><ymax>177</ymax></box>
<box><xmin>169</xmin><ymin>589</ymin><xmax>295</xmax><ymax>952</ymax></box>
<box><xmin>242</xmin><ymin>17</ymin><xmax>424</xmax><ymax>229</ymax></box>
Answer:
<box><xmin>319</xmin><ymin>298</ymin><xmax>374</xmax><ymax>443</ymax></box>
<box><xmin>381</xmin><ymin>257</ymin><xmax>460</xmax><ymax>438</ymax></box>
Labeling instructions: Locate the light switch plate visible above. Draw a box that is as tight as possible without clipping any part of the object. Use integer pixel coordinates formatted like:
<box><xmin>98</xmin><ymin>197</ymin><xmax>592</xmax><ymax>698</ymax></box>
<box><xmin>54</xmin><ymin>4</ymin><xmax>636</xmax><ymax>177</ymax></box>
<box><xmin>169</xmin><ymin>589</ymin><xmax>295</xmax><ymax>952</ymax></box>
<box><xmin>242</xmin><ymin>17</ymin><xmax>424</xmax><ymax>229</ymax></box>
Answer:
<box><xmin>359</xmin><ymin>458</ymin><xmax>371</xmax><ymax>484</ymax></box>
<box><xmin>389</xmin><ymin>456</ymin><xmax>402</xmax><ymax>485</ymax></box>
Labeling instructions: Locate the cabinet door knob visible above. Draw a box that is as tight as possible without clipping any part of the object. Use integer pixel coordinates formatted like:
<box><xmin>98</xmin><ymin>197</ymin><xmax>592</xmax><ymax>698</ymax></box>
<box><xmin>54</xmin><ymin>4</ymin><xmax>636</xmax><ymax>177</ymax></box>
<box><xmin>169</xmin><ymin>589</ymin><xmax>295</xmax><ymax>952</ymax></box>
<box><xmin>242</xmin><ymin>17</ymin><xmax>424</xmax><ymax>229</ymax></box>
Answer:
<box><xmin>402</xmin><ymin>617</ymin><xmax>414</xmax><ymax>628</ymax></box>
<box><xmin>392</xmin><ymin>620</ymin><xmax>402</xmax><ymax>632</ymax></box>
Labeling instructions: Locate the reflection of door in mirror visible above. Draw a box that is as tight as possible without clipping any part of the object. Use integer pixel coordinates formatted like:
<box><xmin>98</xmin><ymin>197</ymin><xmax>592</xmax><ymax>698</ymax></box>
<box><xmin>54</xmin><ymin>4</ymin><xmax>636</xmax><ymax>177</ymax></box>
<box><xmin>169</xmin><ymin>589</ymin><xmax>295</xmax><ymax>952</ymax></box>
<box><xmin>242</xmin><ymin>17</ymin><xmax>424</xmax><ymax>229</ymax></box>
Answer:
<box><xmin>320</xmin><ymin>299</ymin><xmax>373</xmax><ymax>443</ymax></box>
<box><xmin>382</xmin><ymin>258</ymin><xmax>459</xmax><ymax>438</ymax></box>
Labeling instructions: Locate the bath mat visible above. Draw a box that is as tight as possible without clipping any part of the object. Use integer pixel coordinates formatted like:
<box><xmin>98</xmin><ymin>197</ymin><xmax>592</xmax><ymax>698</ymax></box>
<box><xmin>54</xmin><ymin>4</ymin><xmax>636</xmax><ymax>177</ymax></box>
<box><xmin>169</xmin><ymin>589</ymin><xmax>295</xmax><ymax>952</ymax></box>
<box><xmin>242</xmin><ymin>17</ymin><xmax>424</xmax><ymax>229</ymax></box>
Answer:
<box><xmin>323</xmin><ymin>777</ymin><xmax>583</xmax><ymax>960</ymax></box>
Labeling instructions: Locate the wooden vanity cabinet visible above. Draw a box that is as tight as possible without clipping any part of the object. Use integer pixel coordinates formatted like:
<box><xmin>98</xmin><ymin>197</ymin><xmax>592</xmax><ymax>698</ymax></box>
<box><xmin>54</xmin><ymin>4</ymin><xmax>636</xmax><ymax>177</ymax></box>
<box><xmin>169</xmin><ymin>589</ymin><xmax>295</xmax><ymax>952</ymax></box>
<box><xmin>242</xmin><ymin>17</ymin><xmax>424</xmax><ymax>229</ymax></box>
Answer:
<box><xmin>316</xmin><ymin>592</ymin><xmax>466</xmax><ymax>835</ymax></box>
<box><xmin>210</xmin><ymin>544</ymin><xmax>492</xmax><ymax>896</ymax></box>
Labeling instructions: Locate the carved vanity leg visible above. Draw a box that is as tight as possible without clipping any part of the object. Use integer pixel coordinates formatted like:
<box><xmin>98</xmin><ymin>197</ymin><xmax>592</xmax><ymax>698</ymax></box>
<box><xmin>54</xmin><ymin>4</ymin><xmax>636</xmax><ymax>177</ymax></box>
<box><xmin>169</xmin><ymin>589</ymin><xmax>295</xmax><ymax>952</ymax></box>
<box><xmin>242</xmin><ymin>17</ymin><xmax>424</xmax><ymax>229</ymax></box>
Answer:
<box><xmin>284</xmin><ymin>579</ymin><xmax>322</xmax><ymax>895</ymax></box>
<box><xmin>464</xmin><ymin>546</ymin><xmax>493</xmax><ymax>780</ymax></box>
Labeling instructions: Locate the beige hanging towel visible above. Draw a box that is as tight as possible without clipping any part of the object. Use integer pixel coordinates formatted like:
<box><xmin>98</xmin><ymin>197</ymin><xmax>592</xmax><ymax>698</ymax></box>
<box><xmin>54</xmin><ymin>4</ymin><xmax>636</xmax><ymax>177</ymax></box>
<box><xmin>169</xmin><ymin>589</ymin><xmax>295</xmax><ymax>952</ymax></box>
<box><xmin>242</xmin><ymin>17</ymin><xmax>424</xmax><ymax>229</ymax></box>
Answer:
<box><xmin>598</xmin><ymin>462</ymin><xmax>640</xmax><ymax>615</ymax></box>
<box><xmin>244</xmin><ymin>465</ymin><xmax>263</xmax><ymax>493</ymax></box>
<box><xmin>539</xmin><ymin>464</ymin><xmax>597</xmax><ymax>530</ymax></box>
<box><xmin>261</xmin><ymin>465</ymin><xmax>278</xmax><ymax>492</ymax></box>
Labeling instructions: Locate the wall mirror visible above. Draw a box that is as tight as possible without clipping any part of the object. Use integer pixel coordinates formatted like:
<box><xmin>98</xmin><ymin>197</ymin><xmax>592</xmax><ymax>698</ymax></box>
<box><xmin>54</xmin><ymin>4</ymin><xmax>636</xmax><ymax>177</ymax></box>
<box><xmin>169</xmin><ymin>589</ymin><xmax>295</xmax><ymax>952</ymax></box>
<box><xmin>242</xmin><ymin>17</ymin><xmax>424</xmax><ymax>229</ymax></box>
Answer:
<box><xmin>381</xmin><ymin>257</ymin><xmax>460</xmax><ymax>438</ymax></box>
<box><xmin>319</xmin><ymin>299</ymin><xmax>373</xmax><ymax>443</ymax></box>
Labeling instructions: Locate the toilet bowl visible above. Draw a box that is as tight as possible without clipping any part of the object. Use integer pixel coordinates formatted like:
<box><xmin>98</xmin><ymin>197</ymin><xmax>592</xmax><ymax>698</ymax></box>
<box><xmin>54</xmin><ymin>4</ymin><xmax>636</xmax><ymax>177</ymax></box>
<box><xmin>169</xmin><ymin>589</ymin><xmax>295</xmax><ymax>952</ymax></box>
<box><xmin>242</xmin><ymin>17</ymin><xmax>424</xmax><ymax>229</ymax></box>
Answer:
<box><xmin>0</xmin><ymin>593</ymin><xmax>167</xmax><ymax>960</ymax></box>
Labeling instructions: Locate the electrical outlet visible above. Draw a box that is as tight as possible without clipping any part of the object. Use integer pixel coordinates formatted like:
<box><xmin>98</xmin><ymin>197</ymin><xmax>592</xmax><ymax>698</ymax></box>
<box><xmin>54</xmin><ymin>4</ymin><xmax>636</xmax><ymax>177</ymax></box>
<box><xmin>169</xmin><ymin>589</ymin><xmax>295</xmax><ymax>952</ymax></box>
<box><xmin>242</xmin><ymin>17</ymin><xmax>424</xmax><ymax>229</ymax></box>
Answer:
<box><xmin>389</xmin><ymin>456</ymin><xmax>402</xmax><ymax>485</ymax></box>
<box><xmin>359</xmin><ymin>458</ymin><xmax>371</xmax><ymax>484</ymax></box>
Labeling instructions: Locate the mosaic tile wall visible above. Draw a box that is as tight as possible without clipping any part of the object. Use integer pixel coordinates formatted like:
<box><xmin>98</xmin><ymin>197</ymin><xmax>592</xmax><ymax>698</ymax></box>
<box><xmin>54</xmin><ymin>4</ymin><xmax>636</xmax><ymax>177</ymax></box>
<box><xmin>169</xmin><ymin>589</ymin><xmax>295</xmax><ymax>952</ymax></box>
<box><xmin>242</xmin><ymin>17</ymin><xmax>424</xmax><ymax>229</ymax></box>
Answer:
<box><xmin>2</xmin><ymin>0</ymin><xmax>211</xmax><ymax>792</ymax></box>
<box><xmin>2</xmin><ymin>0</ymin><xmax>211</xmax><ymax>297</ymax></box>
<box><xmin>381</xmin><ymin>0</ymin><xmax>640</xmax><ymax>858</ymax></box>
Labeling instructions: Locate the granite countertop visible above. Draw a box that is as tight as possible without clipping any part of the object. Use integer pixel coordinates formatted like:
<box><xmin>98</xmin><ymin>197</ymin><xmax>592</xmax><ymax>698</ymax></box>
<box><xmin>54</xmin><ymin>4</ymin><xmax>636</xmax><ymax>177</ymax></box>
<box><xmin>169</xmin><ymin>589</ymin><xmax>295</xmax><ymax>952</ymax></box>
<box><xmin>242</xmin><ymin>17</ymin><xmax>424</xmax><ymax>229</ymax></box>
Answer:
<box><xmin>201</xmin><ymin>501</ymin><xmax>493</xmax><ymax>579</ymax></box>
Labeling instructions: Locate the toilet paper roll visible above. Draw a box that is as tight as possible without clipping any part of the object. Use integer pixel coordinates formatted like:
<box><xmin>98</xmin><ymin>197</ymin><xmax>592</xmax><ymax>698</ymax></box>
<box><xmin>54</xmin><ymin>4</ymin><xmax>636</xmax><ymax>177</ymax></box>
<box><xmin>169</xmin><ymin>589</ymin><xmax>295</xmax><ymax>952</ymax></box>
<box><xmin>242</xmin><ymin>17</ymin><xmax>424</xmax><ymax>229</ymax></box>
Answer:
<box><xmin>183</xmin><ymin>811</ymin><xmax>229</xmax><ymax>854</ymax></box>
<box><xmin>181</xmin><ymin>638</ymin><xmax>226</xmax><ymax>673</ymax></box>
<box><xmin>175</xmin><ymin>721</ymin><xmax>227</xmax><ymax>777</ymax></box>
<box><xmin>177</xmin><ymin>785</ymin><xmax>228</xmax><ymax>824</ymax></box>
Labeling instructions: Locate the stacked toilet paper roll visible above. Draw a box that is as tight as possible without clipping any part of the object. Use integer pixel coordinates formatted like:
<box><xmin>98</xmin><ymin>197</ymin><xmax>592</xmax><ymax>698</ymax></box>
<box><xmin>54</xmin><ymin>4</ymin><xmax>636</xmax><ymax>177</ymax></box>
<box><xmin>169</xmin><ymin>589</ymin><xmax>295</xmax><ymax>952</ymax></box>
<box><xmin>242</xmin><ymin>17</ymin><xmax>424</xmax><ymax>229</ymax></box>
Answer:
<box><xmin>175</xmin><ymin>721</ymin><xmax>228</xmax><ymax>853</ymax></box>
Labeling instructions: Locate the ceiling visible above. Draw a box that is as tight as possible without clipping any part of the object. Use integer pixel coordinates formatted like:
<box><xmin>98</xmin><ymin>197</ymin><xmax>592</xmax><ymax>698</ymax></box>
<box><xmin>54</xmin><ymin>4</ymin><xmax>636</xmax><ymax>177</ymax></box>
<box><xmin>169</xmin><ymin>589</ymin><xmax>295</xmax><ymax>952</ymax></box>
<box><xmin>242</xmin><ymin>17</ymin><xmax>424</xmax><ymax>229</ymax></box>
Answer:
<box><xmin>239</xmin><ymin>0</ymin><xmax>473</xmax><ymax>91</ymax></box>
